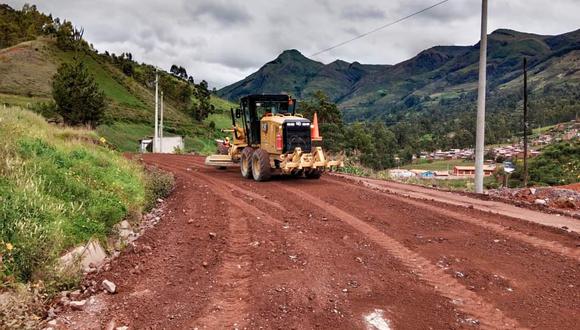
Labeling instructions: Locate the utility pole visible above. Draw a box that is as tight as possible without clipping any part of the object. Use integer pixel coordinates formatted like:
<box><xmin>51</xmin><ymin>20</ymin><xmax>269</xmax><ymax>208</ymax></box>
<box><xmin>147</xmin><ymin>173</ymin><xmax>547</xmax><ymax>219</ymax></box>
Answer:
<box><xmin>160</xmin><ymin>91</ymin><xmax>164</xmax><ymax>153</ymax></box>
<box><xmin>523</xmin><ymin>57</ymin><xmax>529</xmax><ymax>187</ymax></box>
<box><xmin>474</xmin><ymin>0</ymin><xmax>488</xmax><ymax>193</ymax></box>
<box><xmin>154</xmin><ymin>68</ymin><xmax>159</xmax><ymax>153</ymax></box>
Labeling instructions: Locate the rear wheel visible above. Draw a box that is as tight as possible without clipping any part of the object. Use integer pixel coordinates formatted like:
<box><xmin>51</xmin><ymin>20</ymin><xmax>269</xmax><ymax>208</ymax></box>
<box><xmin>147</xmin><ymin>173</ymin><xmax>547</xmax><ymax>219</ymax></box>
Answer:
<box><xmin>240</xmin><ymin>147</ymin><xmax>254</xmax><ymax>179</ymax></box>
<box><xmin>305</xmin><ymin>168</ymin><xmax>322</xmax><ymax>179</ymax></box>
<box><xmin>251</xmin><ymin>149</ymin><xmax>272</xmax><ymax>181</ymax></box>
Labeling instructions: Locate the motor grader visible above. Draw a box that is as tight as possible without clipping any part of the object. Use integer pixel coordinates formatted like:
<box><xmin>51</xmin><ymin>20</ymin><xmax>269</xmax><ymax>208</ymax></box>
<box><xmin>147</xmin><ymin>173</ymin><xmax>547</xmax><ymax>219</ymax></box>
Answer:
<box><xmin>205</xmin><ymin>94</ymin><xmax>343</xmax><ymax>181</ymax></box>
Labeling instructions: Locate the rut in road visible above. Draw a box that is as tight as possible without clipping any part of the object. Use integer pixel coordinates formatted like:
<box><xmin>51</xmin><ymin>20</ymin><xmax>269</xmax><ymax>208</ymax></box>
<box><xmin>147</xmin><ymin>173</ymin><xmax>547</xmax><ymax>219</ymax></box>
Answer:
<box><xmin>328</xmin><ymin>178</ymin><xmax>580</xmax><ymax>261</ymax></box>
<box><xmin>185</xmin><ymin>162</ymin><xmax>518</xmax><ymax>328</ymax></box>
<box><xmin>162</xmin><ymin>156</ymin><xmax>481</xmax><ymax>329</ymax></box>
<box><xmin>187</xmin><ymin>156</ymin><xmax>575</xmax><ymax>325</ymax></box>
<box><xmin>132</xmin><ymin>155</ymin><xmax>579</xmax><ymax>329</ymax></box>
<box><xmin>192</xmin><ymin>207</ymin><xmax>252</xmax><ymax>329</ymax></box>
<box><xmin>277</xmin><ymin>184</ymin><xmax>522</xmax><ymax>329</ymax></box>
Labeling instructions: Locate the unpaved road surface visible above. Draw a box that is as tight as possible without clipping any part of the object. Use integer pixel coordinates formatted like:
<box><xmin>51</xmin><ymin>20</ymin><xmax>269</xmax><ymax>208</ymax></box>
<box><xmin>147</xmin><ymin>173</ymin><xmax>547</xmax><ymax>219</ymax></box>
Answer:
<box><xmin>63</xmin><ymin>154</ymin><xmax>579</xmax><ymax>329</ymax></box>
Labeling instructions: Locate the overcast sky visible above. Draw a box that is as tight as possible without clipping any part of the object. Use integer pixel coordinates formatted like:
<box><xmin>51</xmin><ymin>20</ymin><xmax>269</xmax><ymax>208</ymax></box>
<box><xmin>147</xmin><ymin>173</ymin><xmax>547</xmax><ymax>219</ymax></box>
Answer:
<box><xmin>6</xmin><ymin>0</ymin><xmax>579</xmax><ymax>88</ymax></box>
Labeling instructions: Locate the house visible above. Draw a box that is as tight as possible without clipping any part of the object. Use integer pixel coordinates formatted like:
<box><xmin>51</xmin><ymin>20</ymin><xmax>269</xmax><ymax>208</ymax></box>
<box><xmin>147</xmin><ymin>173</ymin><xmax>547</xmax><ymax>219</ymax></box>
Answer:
<box><xmin>453</xmin><ymin>165</ymin><xmax>495</xmax><ymax>176</ymax></box>
<box><xmin>389</xmin><ymin>169</ymin><xmax>415</xmax><ymax>179</ymax></box>
<box><xmin>420</xmin><ymin>171</ymin><xmax>435</xmax><ymax>178</ymax></box>
<box><xmin>139</xmin><ymin>136</ymin><xmax>184</xmax><ymax>153</ymax></box>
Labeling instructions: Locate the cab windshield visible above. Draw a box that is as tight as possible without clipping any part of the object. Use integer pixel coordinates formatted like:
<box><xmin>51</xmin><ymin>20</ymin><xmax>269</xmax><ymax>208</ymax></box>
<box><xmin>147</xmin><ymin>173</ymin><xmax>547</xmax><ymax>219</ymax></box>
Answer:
<box><xmin>254</xmin><ymin>101</ymin><xmax>290</xmax><ymax>118</ymax></box>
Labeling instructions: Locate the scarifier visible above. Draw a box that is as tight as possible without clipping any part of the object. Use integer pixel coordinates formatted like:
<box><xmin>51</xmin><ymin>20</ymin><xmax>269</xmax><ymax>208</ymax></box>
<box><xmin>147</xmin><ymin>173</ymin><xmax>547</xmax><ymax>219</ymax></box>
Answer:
<box><xmin>205</xmin><ymin>94</ymin><xmax>343</xmax><ymax>181</ymax></box>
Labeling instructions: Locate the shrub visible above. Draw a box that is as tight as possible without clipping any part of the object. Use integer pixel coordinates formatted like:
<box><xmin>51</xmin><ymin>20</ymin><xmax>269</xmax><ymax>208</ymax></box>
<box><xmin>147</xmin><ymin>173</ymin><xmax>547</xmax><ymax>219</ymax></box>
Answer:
<box><xmin>145</xmin><ymin>167</ymin><xmax>175</xmax><ymax>210</ymax></box>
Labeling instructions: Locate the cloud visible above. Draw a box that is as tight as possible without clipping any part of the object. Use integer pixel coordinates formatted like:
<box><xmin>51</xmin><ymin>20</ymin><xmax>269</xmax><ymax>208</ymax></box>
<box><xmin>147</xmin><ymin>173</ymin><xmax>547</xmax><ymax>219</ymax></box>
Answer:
<box><xmin>4</xmin><ymin>0</ymin><xmax>579</xmax><ymax>88</ymax></box>
<box><xmin>340</xmin><ymin>6</ymin><xmax>386</xmax><ymax>21</ymax></box>
<box><xmin>185</xmin><ymin>1</ymin><xmax>252</xmax><ymax>27</ymax></box>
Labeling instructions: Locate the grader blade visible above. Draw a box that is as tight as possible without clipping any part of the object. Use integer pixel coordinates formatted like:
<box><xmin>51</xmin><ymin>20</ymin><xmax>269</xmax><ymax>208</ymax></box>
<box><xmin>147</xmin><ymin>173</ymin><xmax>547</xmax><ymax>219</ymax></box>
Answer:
<box><xmin>204</xmin><ymin>154</ymin><xmax>237</xmax><ymax>167</ymax></box>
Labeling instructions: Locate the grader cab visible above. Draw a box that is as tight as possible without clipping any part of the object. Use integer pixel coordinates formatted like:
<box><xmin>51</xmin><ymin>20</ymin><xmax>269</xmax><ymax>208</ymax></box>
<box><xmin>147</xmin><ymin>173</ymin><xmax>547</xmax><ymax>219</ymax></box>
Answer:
<box><xmin>205</xmin><ymin>94</ymin><xmax>343</xmax><ymax>181</ymax></box>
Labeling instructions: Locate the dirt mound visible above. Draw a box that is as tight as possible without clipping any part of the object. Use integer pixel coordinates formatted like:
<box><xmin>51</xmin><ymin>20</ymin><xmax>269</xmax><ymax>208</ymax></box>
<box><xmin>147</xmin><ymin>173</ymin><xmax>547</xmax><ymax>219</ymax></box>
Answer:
<box><xmin>489</xmin><ymin>186</ymin><xmax>580</xmax><ymax>210</ymax></box>
<box><xmin>560</xmin><ymin>182</ymin><xmax>580</xmax><ymax>192</ymax></box>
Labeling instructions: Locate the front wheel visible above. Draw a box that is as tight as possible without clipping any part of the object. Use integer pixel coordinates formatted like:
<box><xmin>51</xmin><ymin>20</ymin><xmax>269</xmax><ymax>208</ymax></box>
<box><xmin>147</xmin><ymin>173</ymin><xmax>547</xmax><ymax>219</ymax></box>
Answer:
<box><xmin>251</xmin><ymin>149</ymin><xmax>272</xmax><ymax>181</ymax></box>
<box><xmin>240</xmin><ymin>147</ymin><xmax>254</xmax><ymax>179</ymax></box>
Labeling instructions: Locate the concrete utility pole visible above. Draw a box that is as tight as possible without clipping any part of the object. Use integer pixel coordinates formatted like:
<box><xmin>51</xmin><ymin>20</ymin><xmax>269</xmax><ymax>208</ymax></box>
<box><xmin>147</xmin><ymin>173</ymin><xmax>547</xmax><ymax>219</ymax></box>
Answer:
<box><xmin>474</xmin><ymin>0</ymin><xmax>488</xmax><ymax>193</ymax></box>
<box><xmin>523</xmin><ymin>57</ymin><xmax>529</xmax><ymax>187</ymax></box>
<box><xmin>154</xmin><ymin>68</ymin><xmax>159</xmax><ymax>153</ymax></box>
<box><xmin>160</xmin><ymin>91</ymin><xmax>164</xmax><ymax>153</ymax></box>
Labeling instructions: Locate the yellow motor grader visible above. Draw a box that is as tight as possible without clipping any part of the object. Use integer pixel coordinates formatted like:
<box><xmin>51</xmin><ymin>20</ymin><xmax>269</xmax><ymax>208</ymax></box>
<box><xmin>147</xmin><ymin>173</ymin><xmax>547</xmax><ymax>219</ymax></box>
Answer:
<box><xmin>205</xmin><ymin>94</ymin><xmax>343</xmax><ymax>181</ymax></box>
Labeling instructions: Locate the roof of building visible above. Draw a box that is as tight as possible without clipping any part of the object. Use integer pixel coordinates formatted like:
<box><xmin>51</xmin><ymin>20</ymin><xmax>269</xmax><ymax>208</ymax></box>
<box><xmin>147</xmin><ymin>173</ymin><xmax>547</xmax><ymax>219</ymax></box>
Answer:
<box><xmin>454</xmin><ymin>165</ymin><xmax>495</xmax><ymax>171</ymax></box>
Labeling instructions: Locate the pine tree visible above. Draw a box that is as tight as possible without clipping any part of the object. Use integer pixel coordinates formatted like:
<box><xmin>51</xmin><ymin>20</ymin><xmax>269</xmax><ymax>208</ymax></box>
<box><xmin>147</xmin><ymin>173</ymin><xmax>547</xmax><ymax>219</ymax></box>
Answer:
<box><xmin>52</xmin><ymin>60</ymin><xmax>106</xmax><ymax>127</ymax></box>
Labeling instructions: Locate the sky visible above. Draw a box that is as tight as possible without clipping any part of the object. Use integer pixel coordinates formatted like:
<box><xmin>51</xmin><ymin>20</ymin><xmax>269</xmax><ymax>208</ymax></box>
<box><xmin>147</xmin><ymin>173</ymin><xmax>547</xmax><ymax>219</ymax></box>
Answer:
<box><xmin>6</xmin><ymin>0</ymin><xmax>580</xmax><ymax>89</ymax></box>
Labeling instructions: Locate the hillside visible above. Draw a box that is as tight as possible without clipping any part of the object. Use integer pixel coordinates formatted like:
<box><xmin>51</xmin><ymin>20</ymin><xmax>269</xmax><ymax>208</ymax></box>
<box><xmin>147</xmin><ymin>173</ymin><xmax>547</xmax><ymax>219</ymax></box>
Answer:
<box><xmin>218</xmin><ymin>29</ymin><xmax>580</xmax><ymax>147</ymax></box>
<box><xmin>0</xmin><ymin>5</ymin><xmax>236</xmax><ymax>153</ymax></box>
<box><xmin>0</xmin><ymin>38</ymin><xmax>236</xmax><ymax>153</ymax></box>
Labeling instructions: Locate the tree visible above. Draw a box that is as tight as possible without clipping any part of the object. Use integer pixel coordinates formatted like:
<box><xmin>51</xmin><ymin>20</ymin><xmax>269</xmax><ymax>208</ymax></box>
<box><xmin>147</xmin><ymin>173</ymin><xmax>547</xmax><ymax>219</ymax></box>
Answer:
<box><xmin>300</xmin><ymin>91</ymin><xmax>342</xmax><ymax>125</ymax></box>
<box><xmin>190</xmin><ymin>80</ymin><xmax>214</xmax><ymax>121</ymax></box>
<box><xmin>170</xmin><ymin>64</ymin><xmax>179</xmax><ymax>76</ymax></box>
<box><xmin>52</xmin><ymin>60</ymin><xmax>106</xmax><ymax>127</ymax></box>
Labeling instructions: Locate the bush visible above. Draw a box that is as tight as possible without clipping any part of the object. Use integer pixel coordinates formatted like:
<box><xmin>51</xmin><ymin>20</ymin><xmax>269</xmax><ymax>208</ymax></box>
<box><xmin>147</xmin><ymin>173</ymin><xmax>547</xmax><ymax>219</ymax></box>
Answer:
<box><xmin>145</xmin><ymin>167</ymin><xmax>175</xmax><ymax>210</ymax></box>
<box><xmin>511</xmin><ymin>140</ymin><xmax>579</xmax><ymax>186</ymax></box>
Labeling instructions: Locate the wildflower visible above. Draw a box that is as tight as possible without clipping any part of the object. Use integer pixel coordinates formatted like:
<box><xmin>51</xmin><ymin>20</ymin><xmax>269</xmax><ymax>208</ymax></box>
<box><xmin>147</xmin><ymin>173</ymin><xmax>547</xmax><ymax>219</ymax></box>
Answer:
<box><xmin>99</xmin><ymin>137</ymin><xmax>107</xmax><ymax>144</ymax></box>
<box><xmin>5</xmin><ymin>243</ymin><xmax>13</xmax><ymax>251</ymax></box>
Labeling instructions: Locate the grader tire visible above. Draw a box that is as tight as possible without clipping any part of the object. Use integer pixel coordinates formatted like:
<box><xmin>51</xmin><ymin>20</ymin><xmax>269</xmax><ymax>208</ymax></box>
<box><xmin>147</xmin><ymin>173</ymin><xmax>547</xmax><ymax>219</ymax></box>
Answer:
<box><xmin>305</xmin><ymin>169</ymin><xmax>322</xmax><ymax>179</ymax></box>
<box><xmin>240</xmin><ymin>147</ymin><xmax>254</xmax><ymax>179</ymax></box>
<box><xmin>251</xmin><ymin>149</ymin><xmax>272</xmax><ymax>181</ymax></box>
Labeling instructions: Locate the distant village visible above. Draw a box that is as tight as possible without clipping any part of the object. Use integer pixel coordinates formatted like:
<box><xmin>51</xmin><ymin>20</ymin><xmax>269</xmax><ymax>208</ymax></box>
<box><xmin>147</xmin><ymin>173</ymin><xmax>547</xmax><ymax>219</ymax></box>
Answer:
<box><xmin>390</xmin><ymin>120</ymin><xmax>579</xmax><ymax>180</ymax></box>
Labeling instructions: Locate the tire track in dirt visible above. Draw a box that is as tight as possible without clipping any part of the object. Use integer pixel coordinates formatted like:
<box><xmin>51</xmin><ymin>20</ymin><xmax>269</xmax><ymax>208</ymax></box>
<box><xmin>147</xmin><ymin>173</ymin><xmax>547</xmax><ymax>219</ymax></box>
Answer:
<box><xmin>277</xmin><ymin>184</ymin><xmax>523</xmax><ymax>329</ymax></box>
<box><xmin>181</xmin><ymin>156</ymin><xmax>578</xmax><ymax>328</ymax></box>
<box><xmin>334</xmin><ymin>174</ymin><xmax>580</xmax><ymax>232</ymax></box>
<box><xmin>277</xmin><ymin>175</ymin><xmax>579</xmax><ymax>329</ymax></box>
<box><xmin>191</xmin><ymin>207</ymin><xmax>252</xmax><ymax>329</ymax></box>
<box><xmin>328</xmin><ymin>178</ymin><xmax>580</xmax><ymax>262</ymax></box>
<box><xmin>169</xmin><ymin>156</ymin><xmax>477</xmax><ymax>329</ymax></box>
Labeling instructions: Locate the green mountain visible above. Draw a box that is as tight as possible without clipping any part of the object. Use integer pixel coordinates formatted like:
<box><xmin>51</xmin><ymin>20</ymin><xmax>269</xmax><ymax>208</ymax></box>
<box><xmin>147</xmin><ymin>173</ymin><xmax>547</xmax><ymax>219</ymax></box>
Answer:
<box><xmin>0</xmin><ymin>4</ymin><xmax>236</xmax><ymax>153</ymax></box>
<box><xmin>218</xmin><ymin>29</ymin><xmax>580</xmax><ymax>146</ymax></box>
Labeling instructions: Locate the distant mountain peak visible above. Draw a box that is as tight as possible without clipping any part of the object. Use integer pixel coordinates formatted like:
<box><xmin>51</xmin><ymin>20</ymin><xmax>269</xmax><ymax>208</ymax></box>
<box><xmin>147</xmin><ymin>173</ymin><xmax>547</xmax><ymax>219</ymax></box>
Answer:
<box><xmin>277</xmin><ymin>49</ymin><xmax>306</xmax><ymax>59</ymax></box>
<box><xmin>218</xmin><ymin>28</ymin><xmax>579</xmax><ymax>122</ymax></box>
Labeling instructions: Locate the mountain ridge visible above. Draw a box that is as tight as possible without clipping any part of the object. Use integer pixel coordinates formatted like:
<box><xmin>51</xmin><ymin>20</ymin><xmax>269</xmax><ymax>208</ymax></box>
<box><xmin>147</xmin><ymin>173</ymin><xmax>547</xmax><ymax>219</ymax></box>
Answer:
<box><xmin>218</xmin><ymin>28</ymin><xmax>580</xmax><ymax>125</ymax></box>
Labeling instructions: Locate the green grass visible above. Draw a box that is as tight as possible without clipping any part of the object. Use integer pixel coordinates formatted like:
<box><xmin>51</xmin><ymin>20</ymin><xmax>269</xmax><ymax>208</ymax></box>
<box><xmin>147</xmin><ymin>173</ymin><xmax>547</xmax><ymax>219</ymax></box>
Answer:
<box><xmin>56</xmin><ymin>51</ymin><xmax>144</xmax><ymax>109</ymax></box>
<box><xmin>97</xmin><ymin>121</ymin><xmax>222</xmax><ymax>155</ymax></box>
<box><xmin>97</xmin><ymin>122</ymin><xmax>153</xmax><ymax>152</ymax></box>
<box><xmin>210</xmin><ymin>95</ymin><xmax>237</xmax><ymax>112</ymax></box>
<box><xmin>204</xmin><ymin>112</ymin><xmax>232</xmax><ymax>130</ymax></box>
<box><xmin>400</xmin><ymin>159</ymin><xmax>470</xmax><ymax>171</ymax></box>
<box><xmin>532</xmin><ymin>124</ymin><xmax>556</xmax><ymax>135</ymax></box>
<box><xmin>0</xmin><ymin>107</ymin><xmax>147</xmax><ymax>284</ymax></box>
<box><xmin>0</xmin><ymin>93</ymin><xmax>51</xmax><ymax>108</ymax></box>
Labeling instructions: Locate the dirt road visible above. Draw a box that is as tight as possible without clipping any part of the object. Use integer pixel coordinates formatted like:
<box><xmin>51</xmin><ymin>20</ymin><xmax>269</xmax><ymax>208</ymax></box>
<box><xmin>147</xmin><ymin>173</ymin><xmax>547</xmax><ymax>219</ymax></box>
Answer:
<box><xmin>62</xmin><ymin>154</ymin><xmax>579</xmax><ymax>330</ymax></box>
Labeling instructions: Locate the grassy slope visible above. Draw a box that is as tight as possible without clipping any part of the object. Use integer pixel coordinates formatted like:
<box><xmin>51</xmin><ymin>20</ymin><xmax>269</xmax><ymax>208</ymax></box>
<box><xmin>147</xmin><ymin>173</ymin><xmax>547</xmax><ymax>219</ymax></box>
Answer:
<box><xmin>0</xmin><ymin>38</ymin><xmax>236</xmax><ymax>154</ymax></box>
<box><xmin>0</xmin><ymin>107</ymin><xmax>146</xmax><ymax>283</ymax></box>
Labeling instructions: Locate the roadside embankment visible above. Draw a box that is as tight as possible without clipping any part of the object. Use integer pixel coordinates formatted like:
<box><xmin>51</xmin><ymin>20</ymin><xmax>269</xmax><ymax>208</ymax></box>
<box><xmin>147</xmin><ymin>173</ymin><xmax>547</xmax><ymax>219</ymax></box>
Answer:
<box><xmin>0</xmin><ymin>107</ymin><xmax>172</xmax><ymax>328</ymax></box>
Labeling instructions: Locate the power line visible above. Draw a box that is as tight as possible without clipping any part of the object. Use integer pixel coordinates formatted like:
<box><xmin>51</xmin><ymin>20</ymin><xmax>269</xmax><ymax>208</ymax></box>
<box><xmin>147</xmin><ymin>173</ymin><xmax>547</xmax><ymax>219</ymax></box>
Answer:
<box><xmin>310</xmin><ymin>0</ymin><xmax>451</xmax><ymax>57</ymax></box>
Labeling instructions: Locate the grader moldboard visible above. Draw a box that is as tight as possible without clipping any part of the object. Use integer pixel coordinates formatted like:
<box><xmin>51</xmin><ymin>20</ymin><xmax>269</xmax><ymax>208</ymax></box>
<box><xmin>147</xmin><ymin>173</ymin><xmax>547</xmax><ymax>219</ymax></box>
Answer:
<box><xmin>205</xmin><ymin>94</ymin><xmax>343</xmax><ymax>181</ymax></box>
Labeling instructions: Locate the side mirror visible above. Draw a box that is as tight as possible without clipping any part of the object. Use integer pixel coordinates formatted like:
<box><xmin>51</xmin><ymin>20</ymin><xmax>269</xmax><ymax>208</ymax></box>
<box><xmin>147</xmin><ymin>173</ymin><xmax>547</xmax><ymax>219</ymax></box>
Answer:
<box><xmin>235</xmin><ymin>108</ymin><xmax>241</xmax><ymax>118</ymax></box>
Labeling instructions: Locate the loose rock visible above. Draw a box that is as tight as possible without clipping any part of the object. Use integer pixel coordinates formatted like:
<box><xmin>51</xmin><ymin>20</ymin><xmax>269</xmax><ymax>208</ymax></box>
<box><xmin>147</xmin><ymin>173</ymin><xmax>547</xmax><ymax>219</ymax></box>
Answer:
<box><xmin>69</xmin><ymin>300</ymin><xmax>87</xmax><ymax>311</ymax></box>
<box><xmin>102</xmin><ymin>280</ymin><xmax>117</xmax><ymax>294</ymax></box>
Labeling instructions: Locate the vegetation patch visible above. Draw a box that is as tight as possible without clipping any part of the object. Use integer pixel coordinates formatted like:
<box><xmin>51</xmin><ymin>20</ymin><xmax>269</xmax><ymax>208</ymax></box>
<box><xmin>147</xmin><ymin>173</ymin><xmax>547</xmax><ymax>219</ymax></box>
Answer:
<box><xmin>0</xmin><ymin>107</ymin><xmax>149</xmax><ymax>287</ymax></box>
